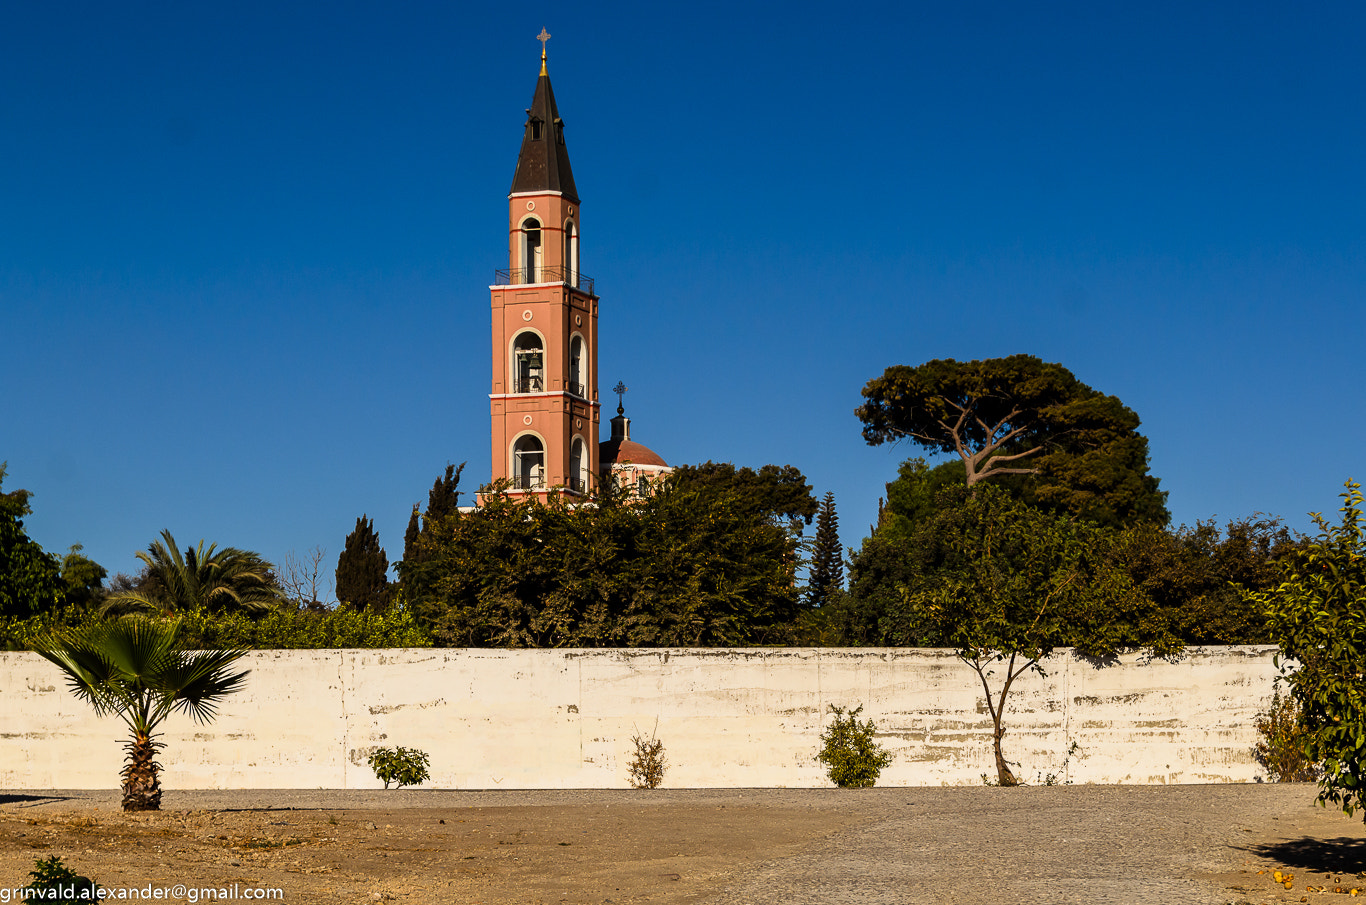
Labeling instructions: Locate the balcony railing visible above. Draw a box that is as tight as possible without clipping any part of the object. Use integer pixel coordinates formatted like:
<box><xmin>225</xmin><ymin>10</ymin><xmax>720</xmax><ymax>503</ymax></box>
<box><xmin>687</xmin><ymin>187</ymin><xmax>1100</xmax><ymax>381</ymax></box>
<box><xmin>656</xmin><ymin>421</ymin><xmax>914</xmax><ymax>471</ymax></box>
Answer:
<box><xmin>513</xmin><ymin>376</ymin><xmax>544</xmax><ymax>393</ymax></box>
<box><xmin>494</xmin><ymin>266</ymin><xmax>595</xmax><ymax>295</ymax></box>
<box><xmin>513</xmin><ymin>474</ymin><xmax>546</xmax><ymax>491</ymax></box>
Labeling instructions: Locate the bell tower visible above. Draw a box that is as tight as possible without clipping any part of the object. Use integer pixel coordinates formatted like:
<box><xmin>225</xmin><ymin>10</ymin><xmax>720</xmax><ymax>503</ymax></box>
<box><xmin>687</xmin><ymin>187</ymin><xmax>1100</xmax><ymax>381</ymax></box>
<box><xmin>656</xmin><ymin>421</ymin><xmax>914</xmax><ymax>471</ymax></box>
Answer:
<box><xmin>489</xmin><ymin>32</ymin><xmax>599</xmax><ymax>499</ymax></box>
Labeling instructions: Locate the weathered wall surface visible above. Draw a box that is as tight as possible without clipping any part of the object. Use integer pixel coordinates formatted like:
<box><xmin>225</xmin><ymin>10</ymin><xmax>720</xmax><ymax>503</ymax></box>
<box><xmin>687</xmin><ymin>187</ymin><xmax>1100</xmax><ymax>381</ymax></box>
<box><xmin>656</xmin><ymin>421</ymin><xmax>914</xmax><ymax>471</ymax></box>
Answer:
<box><xmin>0</xmin><ymin>647</ymin><xmax>1281</xmax><ymax>789</ymax></box>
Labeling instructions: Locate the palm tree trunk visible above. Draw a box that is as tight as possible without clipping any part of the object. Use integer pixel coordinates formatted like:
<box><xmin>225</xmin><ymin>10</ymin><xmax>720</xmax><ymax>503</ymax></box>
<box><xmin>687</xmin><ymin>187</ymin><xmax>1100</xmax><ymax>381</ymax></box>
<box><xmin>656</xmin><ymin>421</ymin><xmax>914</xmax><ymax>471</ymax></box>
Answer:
<box><xmin>120</xmin><ymin>732</ymin><xmax>163</xmax><ymax>811</ymax></box>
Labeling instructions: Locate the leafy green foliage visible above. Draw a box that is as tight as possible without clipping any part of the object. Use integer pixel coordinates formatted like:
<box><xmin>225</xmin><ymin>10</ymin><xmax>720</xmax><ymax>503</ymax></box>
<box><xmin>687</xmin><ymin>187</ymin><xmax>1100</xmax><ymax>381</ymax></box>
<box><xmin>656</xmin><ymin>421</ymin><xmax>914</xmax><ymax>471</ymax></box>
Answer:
<box><xmin>175</xmin><ymin>603</ymin><xmax>431</xmax><ymax>649</ymax></box>
<box><xmin>845</xmin><ymin>457</ymin><xmax>1295</xmax><ymax>647</ymax></box>
<box><xmin>878</xmin><ymin>458</ymin><xmax>966</xmax><ymax>542</ymax></box>
<box><xmin>892</xmin><ymin>485</ymin><xmax>1181</xmax><ymax>784</ymax></box>
<box><xmin>1</xmin><ymin>604</ymin><xmax>430</xmax><ymax>651</ymax></box>
<box><xmin>807</xmin><ymin>492</ymin><xmax>844</xmax><ymax>607</ymax></box>
<box><xmin>817</xmin><ymin>704</ymin><xmax>893</xmax><ymax>788</ymax></box>
<box><xmin>102</xmin><ymin>530</ymin><xmax>283</xmax><ymax>616</ymax></box>
<box><xmin>1253</xmin><ymin>688</ymin><xmax>1320</xmax><ymax>783</ymax></box>
<box><xmin>22</xmin><ymin>855</ymin><xmax>100</xmax><ymax>901</ymax></box>
<box><xmin>671</xmin><ymin>461</ymin><xmax>819</xmax><ymax>527</ymax></box>
<box><xmin>856</xmin><ymin>356</ymin><xmax>1168</xmax><ymax>527</ymax></box>
<box><xmin>35</xmin><ymin>616</ymin><xmax>250</xmax><ymax>810</ymax></box>
<box><xmin>403</xmin><ymin>477</ymin><xmax>802</xmax><ymax>647</ymax></box>
<box><xmin>1252</xmin><ymin>480</ymin><xmax>1366</xmax><ymax>820</ymax></box>
<box><xmin>0</xmin><ymin>463</ymin><xmax>66</xmax><ymax>617</ymax></box>
<box><xmin>336</xmin><ymin>515</ymin><xmax>390</xmax><ymax>611</ymax></box>
<box><xmin>0</xmin><ymin>606</ymin><xmax>97</xmax><ymax>651</ymax></box>
<box><xmin>1120</xmin><ymin>515</ymin><xmax>1299</xmax><ymax>644</ymax></box>
<box><xmin>59</xmin><ymin>544</ymin><xmax>107</xmax><ymax>611</ymax></box>
<box><xmin>367</xmin><ymin>746</ymin><xmax>431</xmax><ymax>789</ymax></box>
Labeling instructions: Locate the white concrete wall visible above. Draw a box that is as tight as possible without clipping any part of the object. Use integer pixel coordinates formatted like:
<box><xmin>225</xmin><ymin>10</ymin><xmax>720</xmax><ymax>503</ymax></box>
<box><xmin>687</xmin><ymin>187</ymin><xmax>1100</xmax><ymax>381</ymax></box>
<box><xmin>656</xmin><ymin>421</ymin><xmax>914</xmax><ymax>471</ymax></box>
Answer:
<box><xmin>0</xmin><ymin>647</ymin><xmax>1283</xmax><ymax>789</ymax></box>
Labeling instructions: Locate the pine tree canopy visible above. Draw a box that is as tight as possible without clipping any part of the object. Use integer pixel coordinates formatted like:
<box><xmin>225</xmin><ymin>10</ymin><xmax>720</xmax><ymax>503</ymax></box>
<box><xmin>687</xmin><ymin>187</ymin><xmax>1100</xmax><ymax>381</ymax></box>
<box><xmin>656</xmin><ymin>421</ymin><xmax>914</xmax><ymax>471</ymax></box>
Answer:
<box><xmin>808</xmin><ymin>492</ymin><xmax>843</xmax><ymax>607</ymax></box>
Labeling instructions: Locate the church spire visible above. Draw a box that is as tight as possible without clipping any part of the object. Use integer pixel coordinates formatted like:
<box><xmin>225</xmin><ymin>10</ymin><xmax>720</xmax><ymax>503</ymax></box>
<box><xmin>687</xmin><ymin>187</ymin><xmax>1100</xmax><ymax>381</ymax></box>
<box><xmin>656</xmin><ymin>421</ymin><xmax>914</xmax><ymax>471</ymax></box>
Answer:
<box><xmin>510</xmin><ymin>31</ymin><xmax>579</xmax><ymax>203</ymax></box>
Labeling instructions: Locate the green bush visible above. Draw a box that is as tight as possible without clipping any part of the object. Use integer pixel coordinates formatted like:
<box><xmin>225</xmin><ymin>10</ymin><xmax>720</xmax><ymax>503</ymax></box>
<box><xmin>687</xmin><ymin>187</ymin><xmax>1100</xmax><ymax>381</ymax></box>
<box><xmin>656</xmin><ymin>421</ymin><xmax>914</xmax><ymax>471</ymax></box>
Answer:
<box><xmin>0</xmin><ymin>606</ymin><xmax>95</xmax><ymax>651</ymax></box>
<box><xmin>21</xmin><ymin>855</ymin><xmax>100</xmax><ymax>901</ymax></box>
<box><xmin>367</xmin><ymin>746</ymin><xmax>431</xmax><ymax>789</ymax></box>
<box><xmin>1</xmin><ymin>603</ymin><xmax>433</xmax><ymax>651</ymax></box>
<box><xmin>817</xmin><ymin>703</ymin><xmax>893</xmax><ymax>788</ymax></box>
<box><xmin>177</xmin><ymin>604</ymin><xmax>432</xmax><ymax>649</ymax></box>
<box><xmin>1253</xmin><ymin>689</ymin><xmax>1320</xmax><ymax>782</ymax></box>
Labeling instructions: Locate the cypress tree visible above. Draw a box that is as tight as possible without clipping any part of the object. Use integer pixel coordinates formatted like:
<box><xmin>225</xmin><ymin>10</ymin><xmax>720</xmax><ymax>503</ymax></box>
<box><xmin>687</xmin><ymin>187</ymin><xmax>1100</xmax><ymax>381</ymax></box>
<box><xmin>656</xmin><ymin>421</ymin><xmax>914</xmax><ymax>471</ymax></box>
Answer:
<box><xmin>402</xmin><ymin>505</ymin><xmax>422</xmax><ymax>565</ymax></box>
<box><xmin>336</xmin><ymin>515</ymin><xmax>390</xmax><ymax>611</ymax></box>
<box><xmin>426</xmin><ymin>463</ymin><xmax>465</xmax><ymax>527</ymax></box>
<box><xmin>808</xmin><ymin>492</ymin><xmax>844</xmax><ymax>607</ymax></box>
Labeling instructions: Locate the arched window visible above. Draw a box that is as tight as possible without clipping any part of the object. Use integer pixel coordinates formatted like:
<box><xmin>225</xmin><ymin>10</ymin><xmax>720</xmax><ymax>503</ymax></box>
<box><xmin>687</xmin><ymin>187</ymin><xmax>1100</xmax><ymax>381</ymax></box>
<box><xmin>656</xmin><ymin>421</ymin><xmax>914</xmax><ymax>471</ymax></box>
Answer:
<box><xmin>569</xmin><ymin>437</ymin><xmax>587</xmax><ymax>492</ymax></box>
<box><xmin>521</xmin><ymin>217</ymin><xmax>542</xmax><ymax>283</ymax></box>
<box><xmin>564</xmin><ymin>220</ymin><xmax>578</xmax><ymax>288</ymax></box>
<box><xmin>512</xmin><ymin>435</ymin><xmax>545</xmax><ymax>490</ymax></box>
<box><xmin>569</xmin><ymin>335</ymin><xmax>585</xmax><ymax>398</ymax></box>
<box><xmin>513</xmin><ymin>332</ymin><xmax>544</xmax><ymax>393</ymax></box>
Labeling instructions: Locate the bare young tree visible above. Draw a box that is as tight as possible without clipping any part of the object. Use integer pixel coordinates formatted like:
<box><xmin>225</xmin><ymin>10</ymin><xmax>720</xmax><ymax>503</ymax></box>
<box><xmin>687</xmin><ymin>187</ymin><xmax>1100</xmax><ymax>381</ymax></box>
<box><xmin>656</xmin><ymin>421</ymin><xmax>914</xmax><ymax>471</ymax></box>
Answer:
<box><xmin>279</xmin><ymin>546</ymin><xmax>333</xmax><ymax>611</ymax></box>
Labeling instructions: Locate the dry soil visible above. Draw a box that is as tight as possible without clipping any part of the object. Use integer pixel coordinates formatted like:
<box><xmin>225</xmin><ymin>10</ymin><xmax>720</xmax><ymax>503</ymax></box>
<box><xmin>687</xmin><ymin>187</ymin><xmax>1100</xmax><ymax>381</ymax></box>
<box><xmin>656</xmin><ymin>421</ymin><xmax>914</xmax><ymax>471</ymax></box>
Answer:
<box><xmin>1</xmin><ymin>786</ymin><xmax>1363</xmax><ymax>904</ymax></box>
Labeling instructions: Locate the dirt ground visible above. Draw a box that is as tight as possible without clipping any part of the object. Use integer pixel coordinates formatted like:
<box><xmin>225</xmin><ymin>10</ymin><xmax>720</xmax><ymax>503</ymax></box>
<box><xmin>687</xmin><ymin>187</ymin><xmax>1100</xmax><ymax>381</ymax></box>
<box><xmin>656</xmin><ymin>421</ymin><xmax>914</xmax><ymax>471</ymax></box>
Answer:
<box><xmin>1</xmin><ymin>787</ymin><xmax>1364</xmax><ymax>905</ymax></box>
<box><xmin>0</xmin><ymin>794</ymin><xmax>856</xmax><ymax>904</ymax></box>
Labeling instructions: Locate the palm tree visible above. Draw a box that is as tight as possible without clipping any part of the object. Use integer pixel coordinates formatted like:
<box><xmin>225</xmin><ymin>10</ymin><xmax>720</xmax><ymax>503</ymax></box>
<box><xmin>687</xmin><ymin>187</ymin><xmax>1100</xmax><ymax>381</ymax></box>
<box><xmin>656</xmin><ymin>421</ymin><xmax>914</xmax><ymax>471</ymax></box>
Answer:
<box><xmin>101</xmin><ymin>530</ymin><xmax>283</xmax><ymax>616</ymax></box>
<box><xmin>36</xmin><ymin>617</ymin><xmax>249</xmax><ymax>811</ymax></box>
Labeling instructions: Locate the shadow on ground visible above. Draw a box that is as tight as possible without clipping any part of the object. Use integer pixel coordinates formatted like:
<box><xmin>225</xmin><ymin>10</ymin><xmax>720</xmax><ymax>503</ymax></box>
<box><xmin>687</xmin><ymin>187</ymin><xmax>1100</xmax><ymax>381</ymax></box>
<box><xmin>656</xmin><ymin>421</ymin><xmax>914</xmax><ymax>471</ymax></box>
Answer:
<box><xmin>0</xmin><ymin>794</ymin><xmax>77</xmax><ymax>807</ymax></box>
<box><xmin>1244</xmin><ymin>836</ymin><xmax>1366</xmax><ymax>873</ymax></box>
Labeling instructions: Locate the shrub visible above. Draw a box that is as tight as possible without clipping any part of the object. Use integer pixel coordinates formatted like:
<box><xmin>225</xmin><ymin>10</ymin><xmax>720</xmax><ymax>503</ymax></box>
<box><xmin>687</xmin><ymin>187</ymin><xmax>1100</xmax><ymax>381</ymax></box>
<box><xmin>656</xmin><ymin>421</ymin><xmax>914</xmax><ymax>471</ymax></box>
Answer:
<box><xmin>817</xmin><ymin>703</ymin><xmax>893</xmax><ymax>788</ymax></box>
<box><xmin>22</xmin><ymin>855</ymin><xmax>100</xmax><ymax>901</ymax></box>
<box><xmin>1</xmin><ymin>602</ymin><xmax>434</xmax><ymax>651</ymax></box>
<box><xmin>367</xmin><ymin>746</ymin><xmax>431</xmax><ymax>789</ymax></box>
<box><xmin>173</xmin><ymin>603</ymin><xmax>433</xmax><ymax>650</ymax></box>
<box><xmin>0</xmin><ymin>606</ymin><xmax>92</xmax><ymax>651</ymax></box>
<box><xmin>627</xmin><ymin>724</ymin><xmax>667</xmax><ymax>789</ymax></box>
<box><xmin>1253</xmin><ymin>689</ymin><xmax>1320</xmax><ymax>782</ymax></box>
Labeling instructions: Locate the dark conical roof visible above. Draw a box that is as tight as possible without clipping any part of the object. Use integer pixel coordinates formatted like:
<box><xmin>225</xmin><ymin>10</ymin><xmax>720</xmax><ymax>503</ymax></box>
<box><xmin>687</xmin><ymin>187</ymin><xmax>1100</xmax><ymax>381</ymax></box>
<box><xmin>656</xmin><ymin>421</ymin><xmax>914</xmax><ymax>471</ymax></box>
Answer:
<box><xmin>510</xmin><ymin>58</ymin><xmax>579</xmax><ymax>202</ymax></box>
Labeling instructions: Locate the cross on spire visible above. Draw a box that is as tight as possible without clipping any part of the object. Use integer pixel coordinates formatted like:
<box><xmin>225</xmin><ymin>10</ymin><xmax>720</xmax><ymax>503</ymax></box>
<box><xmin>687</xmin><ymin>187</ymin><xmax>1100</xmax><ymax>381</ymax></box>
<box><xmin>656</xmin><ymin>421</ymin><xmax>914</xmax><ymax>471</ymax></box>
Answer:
<box><xmin>612</xmin><ymin>381</ymin><xmax>628</xmax><ymax>415</ymax></box>
<box><xmin>537</xmin><ymin>28</ymin><xmax>551</xmax><ymax>74</ymax></box>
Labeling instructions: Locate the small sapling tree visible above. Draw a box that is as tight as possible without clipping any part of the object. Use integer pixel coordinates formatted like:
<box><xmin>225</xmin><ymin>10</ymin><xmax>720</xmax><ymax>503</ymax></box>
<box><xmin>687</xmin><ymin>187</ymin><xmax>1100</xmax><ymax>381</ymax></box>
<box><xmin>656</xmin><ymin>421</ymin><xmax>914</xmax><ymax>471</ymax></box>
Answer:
<box><xmin>817</xmin><ymin>704</ymin><xmax>893</xmax><ymax>788</ymax></box>
<box><xmin>1251</xmin><ymin>480</ymin><xmax>1366</xmax><ymax>818</ymax></box>
<box><xmin>367</xmin><ymin>746</ymin><xmax>431</xmax><ymax>789</ymax></box>
<box><xmin>890</xmin><ymin>485</ymin><xmax>1180</xmax><ymax>785</ymax></box>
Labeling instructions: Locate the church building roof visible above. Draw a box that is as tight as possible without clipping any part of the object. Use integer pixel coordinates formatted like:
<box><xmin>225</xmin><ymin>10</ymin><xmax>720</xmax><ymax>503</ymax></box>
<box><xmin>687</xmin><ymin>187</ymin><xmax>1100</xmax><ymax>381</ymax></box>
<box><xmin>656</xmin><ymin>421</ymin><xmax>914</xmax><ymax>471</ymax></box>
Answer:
<box><xmin>598</xmin><ymin>403</ymin><xmax>669</xmax><ymax>470</ymax></box>
<box><xmin>600</xmin><ymin>438</ymin><xmax>669</xmax><ymax>470</ymax></box>
<box><xmin>509</xmin><ymin>49</ymin><xmax>579</xmax><ymax>202</ymax></box>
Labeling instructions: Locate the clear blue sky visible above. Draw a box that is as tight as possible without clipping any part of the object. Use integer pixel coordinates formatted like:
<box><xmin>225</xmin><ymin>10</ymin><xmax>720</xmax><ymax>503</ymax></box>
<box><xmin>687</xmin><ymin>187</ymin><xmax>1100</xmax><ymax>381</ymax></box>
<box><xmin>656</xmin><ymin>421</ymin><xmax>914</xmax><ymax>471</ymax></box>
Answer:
<box><xmin>3</xmin><ymin>2</ymin><xmax>1363</xmax><ymax>590</ymax></box>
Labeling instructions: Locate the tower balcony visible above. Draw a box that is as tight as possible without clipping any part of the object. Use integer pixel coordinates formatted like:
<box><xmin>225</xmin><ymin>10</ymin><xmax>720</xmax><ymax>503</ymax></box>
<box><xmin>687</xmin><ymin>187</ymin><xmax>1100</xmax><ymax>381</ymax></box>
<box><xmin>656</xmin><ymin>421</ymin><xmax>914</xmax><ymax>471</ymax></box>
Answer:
<box><xmin>494</xmin><ymin>266</ymin><xmax>595</xmax><ymax>296</ymax></box>
<box><xmin>512</xmin><ymin>474</ymin><xmax>546</xmax><ymax>491</ymax></box>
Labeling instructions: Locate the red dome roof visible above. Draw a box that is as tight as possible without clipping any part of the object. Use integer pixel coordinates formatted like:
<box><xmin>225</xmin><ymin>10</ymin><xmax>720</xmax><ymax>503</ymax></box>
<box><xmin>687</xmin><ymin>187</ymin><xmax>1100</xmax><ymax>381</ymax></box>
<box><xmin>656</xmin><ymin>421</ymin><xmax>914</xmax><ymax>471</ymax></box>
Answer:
<box><xmin>599</xmin><ymin>438</ymin><xmax>668</xmax><ymax>469</ymax></box>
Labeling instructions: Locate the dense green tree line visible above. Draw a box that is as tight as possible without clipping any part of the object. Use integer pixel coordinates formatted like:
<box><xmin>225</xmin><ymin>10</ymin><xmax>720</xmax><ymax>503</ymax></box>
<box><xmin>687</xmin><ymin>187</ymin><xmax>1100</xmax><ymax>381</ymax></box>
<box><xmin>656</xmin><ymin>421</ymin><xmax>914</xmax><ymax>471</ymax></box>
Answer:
<box><xmin>835</xmin><ymin>456</ymin><xmax>1297</xmax><ymax>647</ymax></box>
<box><xmin>399</xmin><ymin>473</ymin><xmax>809</xmax><ymax>648</ymax></box>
